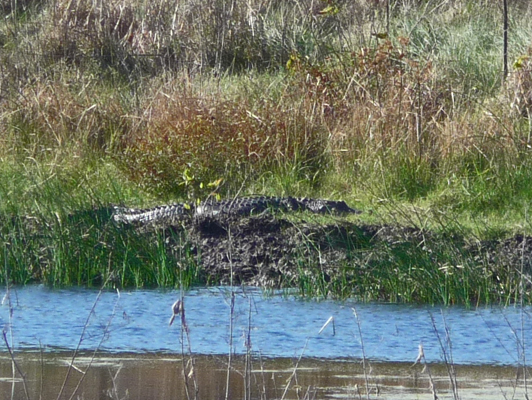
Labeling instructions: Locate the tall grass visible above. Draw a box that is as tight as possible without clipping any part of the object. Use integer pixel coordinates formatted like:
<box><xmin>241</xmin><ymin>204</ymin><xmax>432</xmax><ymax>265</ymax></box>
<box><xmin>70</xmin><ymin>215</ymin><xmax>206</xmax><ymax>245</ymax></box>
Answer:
<box><xmin>2</xmin><ymin>0</ymin><xmax>532</xmax><ymax>206</ymax></box>
<box><xmin>0</xmin><ymin>162</ymin><xmax>203</xmax><ymax>288</ymax></box>
<box><xmin>1</xmin><ymin>0</ymin><xmax>532</xmax><ymax>298</ymax></box>
<box><xmin>1</xmin><ymin>162</ymin><xmax>529</xmax><ymax>303</ymax></box>
<box><xmin>278</xmin><ymin>210</ymin><xmax>529</xmax><ymax>305</ymax></box>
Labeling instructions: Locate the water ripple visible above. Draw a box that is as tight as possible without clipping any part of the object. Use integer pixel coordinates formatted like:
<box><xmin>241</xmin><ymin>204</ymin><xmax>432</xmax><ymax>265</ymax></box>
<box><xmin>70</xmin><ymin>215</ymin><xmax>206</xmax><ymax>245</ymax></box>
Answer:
<box><xmin>0</xmin><ymin>285</ymin><xmax>530</xmax><ymax>365</ymax></box>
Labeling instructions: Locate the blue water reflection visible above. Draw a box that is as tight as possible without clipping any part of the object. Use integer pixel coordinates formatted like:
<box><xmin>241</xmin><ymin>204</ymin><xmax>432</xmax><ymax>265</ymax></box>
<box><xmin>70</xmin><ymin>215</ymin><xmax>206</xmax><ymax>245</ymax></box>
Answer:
<box><xmin>0</xmin><ymin>285</ymin><xmax>530</xmax><ymax>365</ymax></box>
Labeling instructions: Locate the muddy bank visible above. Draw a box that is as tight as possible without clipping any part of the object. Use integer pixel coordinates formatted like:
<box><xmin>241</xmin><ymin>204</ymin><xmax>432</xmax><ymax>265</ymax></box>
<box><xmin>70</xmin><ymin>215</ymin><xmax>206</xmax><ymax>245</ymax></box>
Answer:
<box><xmin>3</xmin><ymin>208</ymin><xmax>531</xmax><ymax>301</ymax></box>
<box><xmin>133</xmin><ymin>212</ymin><xmax>532</xmax><ymax>294</ymax></box>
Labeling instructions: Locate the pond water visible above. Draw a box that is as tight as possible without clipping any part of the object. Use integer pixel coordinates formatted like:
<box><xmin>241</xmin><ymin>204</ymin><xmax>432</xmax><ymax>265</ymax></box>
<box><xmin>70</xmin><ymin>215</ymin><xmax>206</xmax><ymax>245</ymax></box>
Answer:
<box><xmin>0</xmin><ymin>285</ymin><xmax>530</xmax><ymax>365</ymax></box>
<box><xmin>0</xmin><ymin>286</ymin><xmax>531</xmax><ymax>399</ymax></box>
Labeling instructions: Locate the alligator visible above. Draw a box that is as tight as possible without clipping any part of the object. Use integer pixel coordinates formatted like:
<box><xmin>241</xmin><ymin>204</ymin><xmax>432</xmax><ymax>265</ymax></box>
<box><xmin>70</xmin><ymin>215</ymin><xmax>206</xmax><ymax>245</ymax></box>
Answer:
<box><xmin>113</xmin><ymin>196</ymin><xmax>361</xmax><ymax>225</ymax></box>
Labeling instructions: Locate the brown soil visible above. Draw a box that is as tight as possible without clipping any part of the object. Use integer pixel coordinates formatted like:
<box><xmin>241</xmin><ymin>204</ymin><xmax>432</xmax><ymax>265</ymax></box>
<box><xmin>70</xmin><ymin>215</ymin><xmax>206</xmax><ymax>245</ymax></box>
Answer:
<box><xmin>136</xmin><ymin>212</ymin><xmax>532</xmax><ymax>290</ymax></box>
<box><xmin>7</xmin><ymin>208</ymin><xmax>532</xmax><ymax>295</ymax></box>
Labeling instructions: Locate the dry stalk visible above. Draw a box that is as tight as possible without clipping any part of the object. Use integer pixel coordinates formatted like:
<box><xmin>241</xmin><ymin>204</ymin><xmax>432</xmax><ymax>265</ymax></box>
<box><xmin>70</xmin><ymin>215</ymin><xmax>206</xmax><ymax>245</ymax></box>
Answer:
<box><xmin>519</xmin><ymin>214</ymin><xmax>530</xmax><ymax>399</ymax></box>
<box><xmin>2</xmin><ymin>255</ymin><xmax>29</xmax><ymax>400</ymax></box>
<box><xmin>428</xmin><ymin>311</ymin><xmax>459</xmax><ymax>400</ymax></box>
<box><xmin>225</xmin><ymin>227</ymin><xmax>235</xmax><ymax>400</ymax></box>
<box><xmin>352</xmin><ymin>307</ymin><xmax>371</xmax><ymax>400</ymax></box>
<box><xmin>106</xmin><ymin>363</ymin><xmax>124</xmax><ymax>400</ymax></box>
<box><xmin>280</xmin><ymin>338</ymin><xmax>309</xmax><ymax>400</ymax></box>
<box><xmin>503</xmin><ymin>0</ymin><xmax>509</xmax><ymax>81</ymax></box>
<box><xmin>2</xmin><ymin>330</ymin><xmax>31</xmax><ymax>400</ymax></box>
<box><xmin>256</xmin><ymin>350</ymin><xmax>268</xmax><ymax>400</ymax></box>
<box><xmin>171</xmin><ymin>296</ymin><xmax>198</xmax><ymax>400</ymax></box>
<box><xmin>39</xmin><ymin>342</ymin><xmax>44</xmax><ymax>400</ymax></box>
<box><xmin>55</xmin><ymin>284</ymin><xmax>103</xmax><ymax>400</ymax></box>
<box><xmin>413</xmin><ymin>343</ymin><xmax>438</xmax><ymax>400</ymax></box>
<box><xmin>65</xmin><ymin>289</ymin><xmax>122</xmax><ymax>400</ymax></box>
<box><xmin>175</xmin><ymin>298</ymin><xmax>190</xmax><ymax>400</ymax></box>
<box><xmin>244</xmin><ymin>297</ymin><xmax>252</xmax><ymax>400</ymax></box>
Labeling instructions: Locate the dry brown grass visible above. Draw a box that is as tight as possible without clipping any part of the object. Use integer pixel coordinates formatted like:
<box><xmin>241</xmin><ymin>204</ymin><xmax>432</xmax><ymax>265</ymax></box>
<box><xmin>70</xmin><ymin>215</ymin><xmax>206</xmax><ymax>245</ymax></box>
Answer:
<box><xmin>294</xmin><ymin>38</ymin><xmax>452</xmax><ymax>173</ymax></box>
<box><xmin>44</xmin><ymin>0</ymin><xmax>290</xmax><ymax>74</ymax></box>
<box><xmin>118</xmin><ymin>78</ymin><xmax>328</xmax><ymax>196</ymax></box>
<box><xmin>1</xmin><ymin>0</ymin><xmax>532</xmax><ymax>207</ymax></box>
<box><xmin>0</xmin><ymin>78</ymin><xmax>127</xmax><ymax>158</ymax></box>
<box><xmin>46</xmin><ymin>0</ymin><xmax>168</xmax><ymax>72</ymax></box>
<box><xmin>506</xmin><ymin>48</ymin><xmax>532</xmax><ymax>120</ymax></box>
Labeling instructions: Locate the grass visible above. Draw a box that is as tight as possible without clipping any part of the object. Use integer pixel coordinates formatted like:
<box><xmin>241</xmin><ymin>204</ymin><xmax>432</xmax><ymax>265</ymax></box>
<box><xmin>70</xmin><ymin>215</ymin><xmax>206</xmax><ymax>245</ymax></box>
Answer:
<box><xmin>1</xmin><ymin>0</ymin><xmax>532</xmax><ymax>302</ymax></box>
<box><xmin>286</xmin><ymin>216</ymin><xmax>507</xmax><ymax>305</ymax></box>
<box><xmin>0</xmin><ymin>161</ymin><xmax>203</xmax><ymax>288</ymax></box>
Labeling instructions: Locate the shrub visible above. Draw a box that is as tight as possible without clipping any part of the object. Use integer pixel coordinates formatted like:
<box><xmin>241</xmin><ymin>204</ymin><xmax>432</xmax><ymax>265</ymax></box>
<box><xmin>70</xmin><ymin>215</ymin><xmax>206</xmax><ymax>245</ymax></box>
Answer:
<box><xmin>118</xmin><ymin>82</ymin><xmax>328</xmax><ymax>198</ymax></box>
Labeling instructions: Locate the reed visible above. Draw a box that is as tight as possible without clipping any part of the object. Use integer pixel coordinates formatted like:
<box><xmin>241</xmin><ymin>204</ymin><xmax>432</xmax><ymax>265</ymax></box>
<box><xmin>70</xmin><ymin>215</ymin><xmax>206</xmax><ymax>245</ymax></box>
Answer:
<box><xmin>1</xmin><ymin>276</ymin><xmax>122</xmax><ymax>400</ymax></box>
<box><xmin>0</xmin><ymin>163</ymin><xmax>203</xmax><ymax>289</ymax></box>
<box><xmin>285</xmin><ymin>209</ymin><xmax>532</xmax><ymax>305</ymax></box>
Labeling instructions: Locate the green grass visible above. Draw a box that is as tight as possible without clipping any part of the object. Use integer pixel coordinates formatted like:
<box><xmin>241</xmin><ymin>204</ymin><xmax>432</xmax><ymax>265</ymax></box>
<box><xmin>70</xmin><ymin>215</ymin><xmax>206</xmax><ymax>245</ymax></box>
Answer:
<box><xmin>0</xmin><ymin>204</ymin><xmax>204</xmax><ymax>288</ymax></box>
<box><xmin>283</xmin><ymin>214</ymin><xmax>522</xmax><ymax>306</ymax></box>
<box><xmin>0</xmin><ymin>161</ymin><xmax>203</xmax><ymax>288</ymax></box>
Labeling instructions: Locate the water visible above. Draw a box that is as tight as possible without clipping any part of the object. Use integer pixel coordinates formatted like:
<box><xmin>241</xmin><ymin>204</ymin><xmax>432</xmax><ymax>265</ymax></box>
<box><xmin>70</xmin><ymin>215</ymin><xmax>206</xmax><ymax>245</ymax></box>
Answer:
<box><xmin>1</xmin><ymin>285</ymin><xmax>531</xmax><ymax>365</ymax></box>
<box><xmin>0</xmin><ymin>354</ymin><xmax>526</xmax><ymax>400</ymax></box>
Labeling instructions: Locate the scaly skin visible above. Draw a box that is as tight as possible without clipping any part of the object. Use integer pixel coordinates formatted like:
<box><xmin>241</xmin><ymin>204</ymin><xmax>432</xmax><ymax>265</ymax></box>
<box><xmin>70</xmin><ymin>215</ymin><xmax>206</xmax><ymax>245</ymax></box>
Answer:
<box><xmin>113</xmin><ymin>196</ymin><xmax>361</xmax><ymax>225</ymax></box>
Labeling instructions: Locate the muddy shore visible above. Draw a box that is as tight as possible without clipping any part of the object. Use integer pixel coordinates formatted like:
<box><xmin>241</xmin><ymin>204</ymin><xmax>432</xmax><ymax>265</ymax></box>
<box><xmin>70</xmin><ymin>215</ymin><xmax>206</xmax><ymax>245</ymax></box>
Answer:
<box><xmin>1</xmin><ymin>353</ymin><xmax>527</xmax><ymax>400</ymax></box>
<box><xmin>4</xmin><ymin>208</ymin><xmax>532</xmax><ymax>300</ymax></box>
<box><xmin>130</xmin><ymin>211</ymin><xmax>532</xmax><ymax>294</ymax></box>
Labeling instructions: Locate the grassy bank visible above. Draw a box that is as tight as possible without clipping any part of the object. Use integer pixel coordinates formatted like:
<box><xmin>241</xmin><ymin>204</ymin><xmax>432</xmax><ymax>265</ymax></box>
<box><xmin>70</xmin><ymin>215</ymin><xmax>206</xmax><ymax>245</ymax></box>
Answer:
<box><xmin>1</xmin><ymin>0</ymin><xmax>532</xmax><ymax>302</ymax></box>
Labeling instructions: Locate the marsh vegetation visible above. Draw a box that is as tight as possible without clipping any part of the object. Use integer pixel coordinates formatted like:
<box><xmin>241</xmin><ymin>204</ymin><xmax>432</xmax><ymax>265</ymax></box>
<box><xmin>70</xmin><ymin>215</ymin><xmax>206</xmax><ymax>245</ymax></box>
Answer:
<box><xmin>1</xmin><ymin>0</ymin><xmax>532</xmax><ymax>303</ymax></box>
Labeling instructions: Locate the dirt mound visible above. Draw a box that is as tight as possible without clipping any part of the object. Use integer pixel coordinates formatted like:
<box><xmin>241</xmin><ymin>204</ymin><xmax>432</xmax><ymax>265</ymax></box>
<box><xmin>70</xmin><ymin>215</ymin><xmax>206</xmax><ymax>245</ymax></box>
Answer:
<box><xmin>138</xmin><ymin>213</ymin><xmax>530</xmax><ymax>290</ymax></box>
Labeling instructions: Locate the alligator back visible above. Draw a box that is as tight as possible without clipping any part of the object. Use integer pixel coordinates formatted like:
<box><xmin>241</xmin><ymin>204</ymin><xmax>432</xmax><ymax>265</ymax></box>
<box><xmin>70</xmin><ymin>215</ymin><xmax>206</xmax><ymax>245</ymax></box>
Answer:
<box><xmin>195</xmin><ymin>196</ymin><xmax>302</xmax><ymax>216</ymax></box>
<box><xmin>113</xmin><ymin>196</ymin><xmax>361</xmax><ymax>225</ymax></box>
<box><xmin>113</xmin><ymin>203</ymin><xmax>193</xmax><ymax>224</ymax></box>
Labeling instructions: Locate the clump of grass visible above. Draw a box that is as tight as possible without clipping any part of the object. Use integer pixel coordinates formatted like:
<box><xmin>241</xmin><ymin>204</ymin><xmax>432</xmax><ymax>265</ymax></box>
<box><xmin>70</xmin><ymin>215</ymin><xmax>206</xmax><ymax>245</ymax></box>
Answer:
<box><xmin>1</xmin><ymin>78</ymin><xmax>128</xmax><ymax>158</ymax></box>
<box><xmin>286</xmin><ymin>215</ymin><xmax>529</xmax><ymax>305</ymax></box>
<box><xmin>267</xmin><ymin>29</ymin><xmax>454</xmax><ymax>202</ymax></box>
<box><xmin>0</xmin><ymin>162</ymin><xmax>203</xmax><ymax>288</ymax></box>
<box><xmin>118</xmin><ymin>80</ymin><xmax>328</xmax><ymax>198</ymax></box>
<box><xmin>0</xmin><ymin>203</ymin><xmax>203</xmax><ymax>288</ymax></box>
<box><xmin>4</xmin><ymin>0</ymin><xmax>361</xmax><ymax>81</ymax></box>
<box><xmin>46</xmin><ymin>0</ymin><xmax>186</xmax><ymax>76</ymax></box>
<box><xmin>505</xmin><ymin>47</ymin><xmax>532</xmax><ymax>118</ymax></box>
<box><xmin>359</xmin><ymin>237</ymin><xmax>490</xmax><ymax>305</ymax></box>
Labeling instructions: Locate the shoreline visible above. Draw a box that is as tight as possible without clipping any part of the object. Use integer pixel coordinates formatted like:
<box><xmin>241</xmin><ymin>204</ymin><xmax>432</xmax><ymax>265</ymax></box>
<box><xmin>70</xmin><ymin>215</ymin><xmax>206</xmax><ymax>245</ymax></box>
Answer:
<box><xmin>2</xmin><ymin>207</ymin><xmax>532</xmax><ymax>304</ymax></box>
